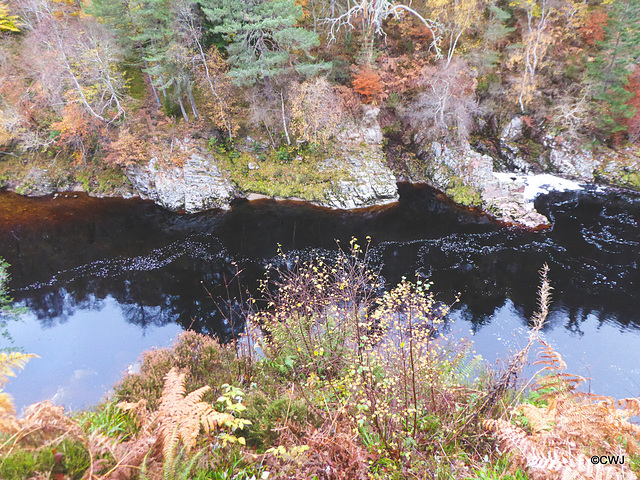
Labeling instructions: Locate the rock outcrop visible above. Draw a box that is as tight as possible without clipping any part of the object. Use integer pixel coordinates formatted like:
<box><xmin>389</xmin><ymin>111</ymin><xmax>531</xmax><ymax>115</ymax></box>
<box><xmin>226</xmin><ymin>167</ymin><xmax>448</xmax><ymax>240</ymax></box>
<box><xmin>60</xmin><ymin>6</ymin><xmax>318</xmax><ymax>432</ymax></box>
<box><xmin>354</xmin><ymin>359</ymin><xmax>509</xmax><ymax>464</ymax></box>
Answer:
<box><xmin>16</xmin><ymin>167</ymin><xmax>58</xmax><ymax>196</ymax></box>
<box><xmin>543</xmin><ymin>135</ymin><xmax>598</xmax><ymax>181</ymax></box>
<box><xmin>319</xmin><ymin>106</ymin><xmax>398</xmax><ymax>210</ymax></box>
<box><xmin>417</xmin><ymin>140</ymin><xmax>551</xmax><ymax>229</ymax></box>
<box><xmin>320</xmin><ymin>151</ymin><xmax>398</xmax><ymax>210</ymax></box>
<box><xmin>126</xmin><ymin>149</ymin><xmax>236</xmax><ymax>213</ymax></box>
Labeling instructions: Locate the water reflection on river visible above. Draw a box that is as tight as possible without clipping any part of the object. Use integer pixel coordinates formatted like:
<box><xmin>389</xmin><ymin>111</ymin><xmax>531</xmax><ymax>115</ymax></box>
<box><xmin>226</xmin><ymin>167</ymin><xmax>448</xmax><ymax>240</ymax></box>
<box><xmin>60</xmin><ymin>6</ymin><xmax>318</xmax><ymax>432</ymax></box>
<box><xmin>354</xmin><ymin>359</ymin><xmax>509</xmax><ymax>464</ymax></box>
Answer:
<box><xmin>1</xmin><ymin>184</ymin><xmax>639</xmax><ymax>410</ymax></box>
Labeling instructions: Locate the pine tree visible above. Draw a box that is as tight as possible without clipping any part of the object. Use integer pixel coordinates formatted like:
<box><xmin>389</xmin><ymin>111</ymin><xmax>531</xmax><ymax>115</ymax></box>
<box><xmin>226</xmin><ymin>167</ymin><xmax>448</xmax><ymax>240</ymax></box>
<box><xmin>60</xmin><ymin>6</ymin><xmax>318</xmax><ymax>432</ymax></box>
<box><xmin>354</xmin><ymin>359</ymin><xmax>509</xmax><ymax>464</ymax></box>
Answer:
<box><xmin>480</xmin><ymin>1</ymin><xmax>515</xmax><ymax>71</ymax></box>
<box><xmin>201</xmin><ymin>0</ymin><xmax>329</xmax><ymax>87</ymax></box>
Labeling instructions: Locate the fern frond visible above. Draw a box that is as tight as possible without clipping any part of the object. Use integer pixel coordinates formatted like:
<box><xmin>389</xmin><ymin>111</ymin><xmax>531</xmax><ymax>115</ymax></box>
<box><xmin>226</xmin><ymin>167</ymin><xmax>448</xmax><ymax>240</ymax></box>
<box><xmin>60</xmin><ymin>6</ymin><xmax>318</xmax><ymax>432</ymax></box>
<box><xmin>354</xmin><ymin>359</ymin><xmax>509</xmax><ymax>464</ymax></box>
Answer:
<box><xmin>0</xmin><ymin>392</ymin><xmax>19</xmax><ymax>433</ymax></box>
<box><xmin>520</xmin><ymin>403</ymin><xmax>553</xmax><ymax>433</ymax></box>
<box><xmin>118</xmin><ymin>399</ymin><xmax>149</xmax><ymax>426</ymax></box>
<box><xmin>534</xmin><ymin>339</ymin><xmax>567</xmax><ymax>373</ymax></box>
<box><xmin>615</xmin><ymin>398</ymin><xmax>640</xmax><ymax>417</ymax></box>
<box><xmin>200</xmin><ymin>408</ymin><xmax>233</xmax><ymax>435</ymax></box>
<box><xmin>183</xmin><ymin>386</ymin><xmax>211</xmax><ymax>406</ymax></box>
<box><xmin>19</xmin><ymin>400</ymin><xmax>85</xmax><ymax>440</ymax></box>
<box><xmin>0</xmin><ymin>352</ymin><xmax>37</xmax><ymax>387</ymax></box>
<box><xmin>156</xmin><ymin>368</ymin><xmax>234</xmax><ymax>459</ymax></box>
<box><xmin>453</xmin><ymin>354</ymin><xmax>484</xmax><ymax>385</ymax></box>
<box><xmin>533</xmin><ymin>341</ymin><xmax>585</xmax><ymax>396</ymax></box>
<box><xmin>485</xmin><ymin>419</ymin><xmax>637</xmax><ymax>479</ymax></box>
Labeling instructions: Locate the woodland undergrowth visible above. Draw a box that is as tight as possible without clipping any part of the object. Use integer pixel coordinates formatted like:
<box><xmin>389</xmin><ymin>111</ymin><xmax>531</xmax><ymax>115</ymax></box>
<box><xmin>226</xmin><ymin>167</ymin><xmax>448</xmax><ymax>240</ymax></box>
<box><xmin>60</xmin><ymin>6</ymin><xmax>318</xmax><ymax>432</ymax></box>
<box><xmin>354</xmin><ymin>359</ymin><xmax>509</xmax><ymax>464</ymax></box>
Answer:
<box><xmin>1</xmin><ymin>243</ymin><xmax>640</xmax><ymax>479</ymax></box>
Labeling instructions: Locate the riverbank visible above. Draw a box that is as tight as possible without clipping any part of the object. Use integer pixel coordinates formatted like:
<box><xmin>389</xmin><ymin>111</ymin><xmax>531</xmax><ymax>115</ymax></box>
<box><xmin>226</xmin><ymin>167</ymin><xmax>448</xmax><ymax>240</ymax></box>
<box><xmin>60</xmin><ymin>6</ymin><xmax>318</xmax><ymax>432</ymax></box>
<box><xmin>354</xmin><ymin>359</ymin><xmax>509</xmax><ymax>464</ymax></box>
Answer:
<box><xmin>3</xmin><ymin>128</ymin><xmax>640</xmax><ymax>231</ymax></box>
<box><xmin>2</xmin><ymin>256</ymin><xmax>640</xmax><ymax>480</ymax></box>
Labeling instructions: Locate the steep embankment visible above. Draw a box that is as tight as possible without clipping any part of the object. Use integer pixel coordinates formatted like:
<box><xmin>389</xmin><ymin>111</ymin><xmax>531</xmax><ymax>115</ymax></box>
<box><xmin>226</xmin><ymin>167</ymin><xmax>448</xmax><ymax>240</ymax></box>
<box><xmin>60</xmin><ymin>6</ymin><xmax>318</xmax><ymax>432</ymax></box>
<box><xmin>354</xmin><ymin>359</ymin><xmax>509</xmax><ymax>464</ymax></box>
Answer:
<box><xmin>3</xmin><ymin>110</ymin><xmax>639</xmax><ymax>228</ymax></box>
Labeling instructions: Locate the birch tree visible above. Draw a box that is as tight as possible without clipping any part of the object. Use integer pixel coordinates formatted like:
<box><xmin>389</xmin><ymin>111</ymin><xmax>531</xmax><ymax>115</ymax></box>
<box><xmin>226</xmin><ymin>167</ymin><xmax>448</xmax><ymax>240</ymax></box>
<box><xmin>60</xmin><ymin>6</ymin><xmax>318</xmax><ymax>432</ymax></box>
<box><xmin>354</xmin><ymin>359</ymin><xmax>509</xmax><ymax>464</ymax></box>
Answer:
<box><xmin>20</xmin><ymin>0</ymin><xmax>126</xmax><ymax>123</ymax></box>
<box><xmin>509</xmin><ymin>0</ymin><xmax>556</xmax><ymax>112</ymax></box>
<box><xmin>428</xmin><ymin>0</ymin><xmax>482</xmax><ymax>66</ymax></box>
<box><xmin>405</xmin><ymin>59</ymin><xmax>479</xmax><ymax>142</ymax></box>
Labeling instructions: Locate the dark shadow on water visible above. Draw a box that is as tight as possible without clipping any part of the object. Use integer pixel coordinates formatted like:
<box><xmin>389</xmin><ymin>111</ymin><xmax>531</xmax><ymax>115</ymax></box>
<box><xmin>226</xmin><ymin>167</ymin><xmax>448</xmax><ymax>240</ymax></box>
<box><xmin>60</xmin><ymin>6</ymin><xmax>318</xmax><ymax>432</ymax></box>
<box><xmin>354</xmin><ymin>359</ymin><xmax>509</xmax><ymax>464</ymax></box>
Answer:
<box><xmin>0</xmin><ymin>185</ymin><xmax>639</xmax><ymax>340</ymax></box>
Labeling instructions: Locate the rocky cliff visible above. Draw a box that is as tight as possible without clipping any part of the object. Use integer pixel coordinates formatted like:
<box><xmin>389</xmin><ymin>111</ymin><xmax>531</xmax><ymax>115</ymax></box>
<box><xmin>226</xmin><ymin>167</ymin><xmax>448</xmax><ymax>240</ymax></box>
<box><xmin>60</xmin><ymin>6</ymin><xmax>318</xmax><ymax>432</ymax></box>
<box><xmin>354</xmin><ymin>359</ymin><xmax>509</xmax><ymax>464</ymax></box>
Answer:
<box><xmin>125</xmin><ymin>143</ymin><xmax>237</xmax><ymax>213</ymax></box>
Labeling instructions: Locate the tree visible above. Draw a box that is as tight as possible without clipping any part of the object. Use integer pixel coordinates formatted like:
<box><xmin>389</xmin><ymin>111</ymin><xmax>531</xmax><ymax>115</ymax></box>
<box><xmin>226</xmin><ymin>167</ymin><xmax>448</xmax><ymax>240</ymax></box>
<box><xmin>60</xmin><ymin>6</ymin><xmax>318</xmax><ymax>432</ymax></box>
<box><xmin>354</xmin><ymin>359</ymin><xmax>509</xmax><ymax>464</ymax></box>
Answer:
<box><xmin>623</xmin><ymin>65</ymin><xmax>640</xmax><ymax>143</ymax></box>
<box><xmin>352</xmin><ymin>67</ymin><xmax>384</xmax><ymax>104</ymax></box>
<box><xmin>327</xmin><ymin>0</ymin><xmax>443</xmax><ymax>64</ymax></box>
<box><xmin>51</xmin><ymin>103</ymin><xmax>104</xmax><ymax>165</ymax></box>
<box><xmin>508</xmin><ymin>0</ymin><xmax>557</xmax><ymax>112</ymax></box>
<box><xmin>85</xmin><ymin>0</ymin><xmax>163</xmax><ymax>107</ymax></box>
<box><xmin>193</xmin><ymin>46</ymin><xmax>241</xmax><ymax>139</ymax></box>
<box><xmin>405</xmin><ymin>59</ymin><xmax>479</xmax><ymax>142</ymax></box>
<box><xmin>173</xmin><ymin>0</ymin><xmax>238</xmax><ymax>137</ymax></box>
<box><xmin>289</xmin><ymin>76</ymin><xmax>343</xmax><ymax>145</ymax></box>
<box><xmin>478</xmin><ymin>1</ymin><xmax>515</xmax><ymax>71</ymax></box>
<box><xmin>20</xmin><ymin>0</ymin><xmax>126</xmax><ymax>123</ymax></box>
<box><xmin>587</xmin><ymin>0</ymin><xmax>640</xmax><ymax>137</ymax></box>
<box><xmin>130</xmin><ymin>0</ymin><xmax>187</xmax><ymax>116</ymax></box>
<box><xmin>428</xmin><ymin>0</ymin><xmax>482</xmax><ymax>66</ymax></box>
<box><xmin>579</xmin><ymin>8</ymin><xmax>608</xmax><ymax>46</ymax></box>
<box><xmin>203</xmin><ymin>0</ymin><xmax>330</xmax><ymax>144</ymax></box>
<box><xmin>202</xmin><ymin>0</ymin><xmax>329</xmax><ymax>87</ymax></box>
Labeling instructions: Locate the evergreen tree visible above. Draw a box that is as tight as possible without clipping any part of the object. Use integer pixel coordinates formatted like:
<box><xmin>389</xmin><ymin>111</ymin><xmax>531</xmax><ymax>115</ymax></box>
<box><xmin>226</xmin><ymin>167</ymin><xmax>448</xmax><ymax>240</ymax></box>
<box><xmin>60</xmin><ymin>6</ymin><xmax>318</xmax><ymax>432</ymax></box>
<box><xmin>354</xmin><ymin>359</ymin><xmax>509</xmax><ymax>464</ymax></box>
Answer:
<box><xmin>201</xmin><ymin>0</ymin><xmax>329</xmax><ymax>87</ymax></box>
<box><xmin>480</xmin><ymin>2</ymin><xmax>515</xmax><ymax>71</ymax></box>
<box><xmin>588</xmin><ymin>0</ymin><xmax>640</xmax><ymax>136</ymax></box>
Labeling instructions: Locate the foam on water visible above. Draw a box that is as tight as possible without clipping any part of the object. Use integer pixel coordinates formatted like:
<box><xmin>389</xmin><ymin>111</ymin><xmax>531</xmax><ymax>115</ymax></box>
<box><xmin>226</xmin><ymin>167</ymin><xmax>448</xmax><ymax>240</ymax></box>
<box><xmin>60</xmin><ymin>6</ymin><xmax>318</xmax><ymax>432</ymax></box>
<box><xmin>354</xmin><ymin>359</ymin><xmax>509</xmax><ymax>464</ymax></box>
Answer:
<box><xmin>494</xmin><ymin>172</ymin><xmax>583</xmax><ymax>201</ymax></box>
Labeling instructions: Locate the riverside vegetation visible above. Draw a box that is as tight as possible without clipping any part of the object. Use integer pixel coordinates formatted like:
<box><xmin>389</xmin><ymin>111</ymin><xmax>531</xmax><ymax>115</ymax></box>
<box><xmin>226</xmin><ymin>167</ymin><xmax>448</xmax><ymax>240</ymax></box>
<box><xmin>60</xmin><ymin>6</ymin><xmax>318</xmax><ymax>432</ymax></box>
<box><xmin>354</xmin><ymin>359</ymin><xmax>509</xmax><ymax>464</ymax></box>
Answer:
<box><xmin>0</xmin><ymin>0</ymin><xmax>639</xmax><ymax>209</ymax></box>
<box><xmin>2</xmin><ymin>245</ymin><xmax>640</xmax><ymax>479</ymax></box>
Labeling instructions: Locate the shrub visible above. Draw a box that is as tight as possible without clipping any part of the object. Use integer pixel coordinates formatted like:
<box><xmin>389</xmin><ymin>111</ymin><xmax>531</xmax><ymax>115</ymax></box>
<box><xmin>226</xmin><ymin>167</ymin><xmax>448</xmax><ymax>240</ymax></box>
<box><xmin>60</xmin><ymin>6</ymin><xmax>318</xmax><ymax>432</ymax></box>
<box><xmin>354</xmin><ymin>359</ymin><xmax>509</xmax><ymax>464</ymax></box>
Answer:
<box><xmin>114</xmin><ymin>330</ymin><xmax>249</xmax><ymax>410</ymax></box>
<box><xmin>352</xmin><ymin>67</ymin><xmax>384</xmax><ymax>104</ymax></box>
<box><xmin>247</xmin><ymin>239</ymin><xmax>488</xmax><ymax>477</ymax></box>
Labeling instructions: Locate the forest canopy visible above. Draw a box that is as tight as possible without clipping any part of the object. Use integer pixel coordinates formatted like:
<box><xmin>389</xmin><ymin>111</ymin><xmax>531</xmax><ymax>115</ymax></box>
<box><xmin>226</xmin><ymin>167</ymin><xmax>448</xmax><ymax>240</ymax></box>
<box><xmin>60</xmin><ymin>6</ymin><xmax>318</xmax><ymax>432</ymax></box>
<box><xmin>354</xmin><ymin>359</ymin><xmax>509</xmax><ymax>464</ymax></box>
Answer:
<box><xmin>0</xmin><ymin>0</ymin><xmax>638</xmax><ymax>165</ymax></box>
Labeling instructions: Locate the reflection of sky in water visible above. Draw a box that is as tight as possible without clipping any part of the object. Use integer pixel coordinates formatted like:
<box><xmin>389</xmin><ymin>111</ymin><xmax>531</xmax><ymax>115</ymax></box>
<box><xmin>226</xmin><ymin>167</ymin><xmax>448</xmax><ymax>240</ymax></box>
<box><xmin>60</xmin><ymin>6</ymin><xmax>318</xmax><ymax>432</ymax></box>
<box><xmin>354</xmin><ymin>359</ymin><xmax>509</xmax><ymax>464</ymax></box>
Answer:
<box><xmin>448</xmin><ymin>300</ymin><xmax>640</xmax><ymax>400</ymax></box>
<box><xmin>3</xmin><ymin>294</ymin><xmax>182</xmax><ymax>413</ymax></box>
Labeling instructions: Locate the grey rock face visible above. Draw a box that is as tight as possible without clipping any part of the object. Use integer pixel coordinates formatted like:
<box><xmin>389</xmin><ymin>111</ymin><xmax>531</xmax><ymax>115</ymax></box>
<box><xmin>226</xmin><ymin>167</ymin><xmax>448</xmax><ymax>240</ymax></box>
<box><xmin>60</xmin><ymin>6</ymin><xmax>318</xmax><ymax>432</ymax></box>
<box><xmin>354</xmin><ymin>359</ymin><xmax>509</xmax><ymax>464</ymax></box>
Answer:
<box><xmin>126</xmin><ymin>153</ymin><xmax>236</xmax><ymax>213</ymax></box>
<box><xmin>361</xmin><ymin>106</ymin><xmax>384</xmax><ymax>145</ymax></box>
<box><xmin>501</xmin><ymin>117</ymin><xmax>524</xmax><ymax>142</ymax></box>
<box><xmin>320</xmin><ymin>153</ymin><xmax>398</xmax><ymax>210</ymax></box>
<box><xmin>548</xmin><ymin>141</ymin><xmax>597</xmax><ymax>181</ymax></box>
<box><xmin>421</xmin><ymin>140</ymin><xmax>550</xmax><ymax>229</ymax></box>
<box><xmin>318</xmin><ymin>107</ymin><xmax>398</xmax><ymax>210</ymax></box>
<box><xmin>19</xmin><ymin>167</ymin><xmax>58</xmax><ymax>196</ymax></box>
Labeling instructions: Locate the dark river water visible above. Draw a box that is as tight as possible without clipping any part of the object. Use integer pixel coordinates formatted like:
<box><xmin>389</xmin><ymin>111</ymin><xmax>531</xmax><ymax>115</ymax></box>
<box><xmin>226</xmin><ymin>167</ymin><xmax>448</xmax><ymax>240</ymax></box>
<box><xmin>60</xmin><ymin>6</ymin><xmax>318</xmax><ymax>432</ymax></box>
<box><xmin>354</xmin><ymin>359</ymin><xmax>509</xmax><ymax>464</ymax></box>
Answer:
<box><xmin>1</xmin><ymin>183</ymin><xmax>640</xmax><ymax>411</ymax></box>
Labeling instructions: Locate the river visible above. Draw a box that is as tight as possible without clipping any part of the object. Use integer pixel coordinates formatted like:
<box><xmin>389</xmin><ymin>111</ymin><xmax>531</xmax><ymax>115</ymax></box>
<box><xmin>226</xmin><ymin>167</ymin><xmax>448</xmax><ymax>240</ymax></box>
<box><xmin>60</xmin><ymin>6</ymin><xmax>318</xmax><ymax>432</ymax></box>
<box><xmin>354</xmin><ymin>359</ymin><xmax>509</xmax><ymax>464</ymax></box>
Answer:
<box><xmin>1</xmin><ymin>183</ymin><xmax>639</xmax><ymax>411</ymax></box>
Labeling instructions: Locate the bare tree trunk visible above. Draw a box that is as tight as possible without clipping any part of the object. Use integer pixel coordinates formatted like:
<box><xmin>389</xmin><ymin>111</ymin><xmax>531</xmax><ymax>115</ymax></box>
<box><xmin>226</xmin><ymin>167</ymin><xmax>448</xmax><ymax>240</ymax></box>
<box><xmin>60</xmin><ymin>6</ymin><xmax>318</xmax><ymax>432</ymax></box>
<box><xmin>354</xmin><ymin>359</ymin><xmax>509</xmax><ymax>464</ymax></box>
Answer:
<box><xmin>178</xmin><ymin>96</ymin><xmax>189</xmax><ymax>122</ymax></box>
<box><xmin>157</xmin><ymin>71</ymin><xmax>168</xmax><ymax>99</ymax></box>
<box><xmin>191</xmin><ymin>32</ymin><xmax>232</xmax><ymax>139</ymax></box>
<box><xmin>518</xmin><ymin>0</ymin><xmax>551</xmax><ymax>112</ymax></box>
<box><xmin>144</xmin><ymin>59</ymin><xmax>162</xmax><ymax>107</ymax></box>
<box><xmin>263</xmin><ymin>121</ymin><xmax>276</xmax><ymax>148</ymax></box>
<box><xmin>280</xmin><ymin>90</ymin><xmax>291</xmax><ymax>145</ymax></box>
<box><xmin>187</xmin><ymin>87</ymin><xmax>199</xmax><ymax>119</ymax></box>
<box><xmin>83</xmin><ymin>36</ymin><xmax>125</xmax><ymax>121</ymax></box>
<box><xmin>51</xmin><ymin>24</ymin><xmax>107</xmax><ymax>122</ymax></box>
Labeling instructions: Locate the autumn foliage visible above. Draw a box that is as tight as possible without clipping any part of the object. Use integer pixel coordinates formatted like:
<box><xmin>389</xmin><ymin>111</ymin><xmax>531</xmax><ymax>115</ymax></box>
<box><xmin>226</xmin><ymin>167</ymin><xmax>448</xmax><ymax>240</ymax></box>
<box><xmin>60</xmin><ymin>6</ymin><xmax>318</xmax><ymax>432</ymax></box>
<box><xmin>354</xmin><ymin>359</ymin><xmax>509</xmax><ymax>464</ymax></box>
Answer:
<box><xmin>624</xmin><ymin>66</ymin><xmax>640</xmax><ymax>143</ymax></box>
<box><xmin>580</xmin><ymin>9</ymin><xmax>609</xmax><ymax>45</ymax></box>
<box><xmin>352</xmin><ymin>67</ymin><xmax>384</xmax><ymax>104</ymax></box>
<box><xmin>51</xmin><ymin>104</ymin><xmax>103</xmax><ymax>165</ymax></box>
